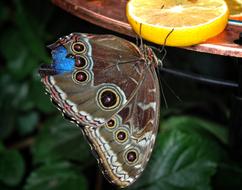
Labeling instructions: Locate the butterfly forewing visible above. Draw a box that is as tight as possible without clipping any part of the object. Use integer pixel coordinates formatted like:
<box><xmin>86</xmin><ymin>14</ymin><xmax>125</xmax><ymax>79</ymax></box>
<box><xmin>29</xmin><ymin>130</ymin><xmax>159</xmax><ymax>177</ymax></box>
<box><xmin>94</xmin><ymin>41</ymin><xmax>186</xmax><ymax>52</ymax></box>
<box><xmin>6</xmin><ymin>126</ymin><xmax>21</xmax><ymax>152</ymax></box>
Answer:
<box><xmin>39</xmin><ymin>33</ymin><xmax>160</xmax><ymax>188</ymax></box>
<box><xmin>41</xmin><ymin>33</ymin><xmax>146</xmax><ymax>127</ymax></box>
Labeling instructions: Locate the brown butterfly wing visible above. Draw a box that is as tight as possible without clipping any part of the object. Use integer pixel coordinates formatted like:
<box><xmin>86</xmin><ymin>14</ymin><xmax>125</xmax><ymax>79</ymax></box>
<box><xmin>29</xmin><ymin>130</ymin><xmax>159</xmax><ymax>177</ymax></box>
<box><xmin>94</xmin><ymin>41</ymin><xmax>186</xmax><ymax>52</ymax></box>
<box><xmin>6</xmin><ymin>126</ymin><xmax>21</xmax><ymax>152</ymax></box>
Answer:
<box><xmin>40</xmin><ymin>34</ymin><xmax>160</xmax><ymax>188</ymax></box>
<box><xmin>41</xmin><ymin>33</ymin><xmax>146</xmax><ymax>127</ymax></box>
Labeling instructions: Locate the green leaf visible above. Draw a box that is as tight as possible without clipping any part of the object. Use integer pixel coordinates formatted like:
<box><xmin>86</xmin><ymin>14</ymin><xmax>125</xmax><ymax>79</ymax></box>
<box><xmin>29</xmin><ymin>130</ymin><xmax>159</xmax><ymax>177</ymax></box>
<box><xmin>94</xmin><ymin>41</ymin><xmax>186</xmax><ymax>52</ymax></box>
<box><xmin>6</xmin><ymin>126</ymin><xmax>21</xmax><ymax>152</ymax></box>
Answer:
<box><xmin>0</xmin><ymin>143</ymin><xmax>5</xmax><ymax>152</ymax></box>
<box><xmin>0</xmin><ymin>85</ymin><xmax>16</xmax><ymax>140</ymax></box>
<box><xmin>0</xmin><ymin>73</ymin><xmax>30</xmax><ymax>109</ymax></box>
<box><xmin>0</xmin><ymin>182</ymin><xmax>15</xmax><ymax>190</ymax></box>
<box><xmin>32</xmin><ymin>116</ymin><xmax>92</xmax><ymax>164</ymax></box>
<box><xmin>17</xmin><ymin>112</ymin><xmax>39</xmax><ymax>135</ymax></box>
<box><xmin>0</xmin><ymin>105</ymin><xmax>16</xmax><ymax>140</ymax></box>
<box><xmin>0</xmin><ymin>2</ymin><xmax>9</xmax><ymax>23</ymax></box>
<box><xmin>29</xmin><ymin>79</ymin><xmax>56</xmax><ymax>113</ymax></box>
<box><xmin>0</xmin><ymin>149</ymin><xmax>25</xmax><ymax>186</ymax></box>
<box><xmin>0</xmin><ymin>74</ymin><xmax>24</xmax><ymax>107</ymax></box>
<box><xmin>161</xmin><ymin>116</ymin><xmax>228</xmax><ymax>145</ymax></box>
<box><xmin>0</xmin><ymin>73</ymin><xmax>37</xmax><ymax>139</ymax></box>
<box><xmin>18</xmin><ymin>97</ymin><xmax>35</xmax><ymax>112</ymax></box>
<box><xmin>130</xmin><ymin>117</ymin><xmax>225</xmax><ymax>190</ymax></box>
<box><xmin>24</xmin><ymin>162</ymin><xmax>88</xmax><ymax>190</ymax></box>
<box><xmin>14</xmin><ymin>0</ymin><xmax>49</xmax><ymax>63</ymax></box>
<box><xmin>0</xmin><ymin>29</ymin><xmax>39</xmax><ymax>80</ymax></box>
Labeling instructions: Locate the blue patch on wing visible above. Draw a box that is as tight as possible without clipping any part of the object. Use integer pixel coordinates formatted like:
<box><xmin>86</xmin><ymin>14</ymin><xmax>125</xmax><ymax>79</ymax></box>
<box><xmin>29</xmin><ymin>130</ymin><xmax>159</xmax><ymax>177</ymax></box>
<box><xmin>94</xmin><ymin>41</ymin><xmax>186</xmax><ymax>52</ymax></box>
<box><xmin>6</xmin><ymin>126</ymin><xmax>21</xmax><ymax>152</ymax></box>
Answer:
<box><xmin>52</xmin><ymin>46</ymin><xmax>75</xmax><ymax>74</ymax></box>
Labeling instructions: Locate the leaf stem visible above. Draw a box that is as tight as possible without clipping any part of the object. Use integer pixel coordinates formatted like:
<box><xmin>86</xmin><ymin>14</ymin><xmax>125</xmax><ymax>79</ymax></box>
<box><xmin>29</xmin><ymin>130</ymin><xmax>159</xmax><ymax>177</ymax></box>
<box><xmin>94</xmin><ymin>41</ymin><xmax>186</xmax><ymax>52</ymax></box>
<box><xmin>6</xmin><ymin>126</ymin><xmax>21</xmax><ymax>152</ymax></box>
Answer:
<box><xmin>7</xmin><ymin>137</ymin><xmax>35</xmax><ymax>149</ymax></box>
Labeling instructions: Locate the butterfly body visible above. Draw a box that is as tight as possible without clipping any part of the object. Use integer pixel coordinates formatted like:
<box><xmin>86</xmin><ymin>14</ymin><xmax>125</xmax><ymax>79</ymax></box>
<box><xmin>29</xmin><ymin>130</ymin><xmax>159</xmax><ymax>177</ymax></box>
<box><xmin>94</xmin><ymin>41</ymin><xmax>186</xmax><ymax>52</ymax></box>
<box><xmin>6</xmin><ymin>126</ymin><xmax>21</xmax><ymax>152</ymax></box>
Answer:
<box><xmin>39</xmin><ymin>33</ymin><xmax>160</xmax><ymax>187</ymax></box>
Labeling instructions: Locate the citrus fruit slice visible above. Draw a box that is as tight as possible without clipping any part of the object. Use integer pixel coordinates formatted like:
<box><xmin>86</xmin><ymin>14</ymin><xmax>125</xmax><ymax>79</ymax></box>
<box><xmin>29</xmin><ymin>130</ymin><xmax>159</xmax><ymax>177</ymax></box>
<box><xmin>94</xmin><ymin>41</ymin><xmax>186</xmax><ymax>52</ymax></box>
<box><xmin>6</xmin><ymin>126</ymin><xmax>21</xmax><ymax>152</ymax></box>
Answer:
<box><xmin>225</xmin><ymin>0</ymin><xmax>242</xmax><ymax>20</ymax></box>
<box><xmin>126</xmin><ymin>0</ymin><xmax>229</xmax><ymax>46</ymax></box>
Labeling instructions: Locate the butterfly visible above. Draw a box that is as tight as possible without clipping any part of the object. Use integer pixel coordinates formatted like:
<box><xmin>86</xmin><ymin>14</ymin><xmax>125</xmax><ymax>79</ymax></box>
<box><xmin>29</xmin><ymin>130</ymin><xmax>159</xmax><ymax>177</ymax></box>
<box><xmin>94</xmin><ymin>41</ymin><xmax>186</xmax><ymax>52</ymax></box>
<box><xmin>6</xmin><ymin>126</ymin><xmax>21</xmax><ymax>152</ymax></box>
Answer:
<box><xmin>39</xmin><ymin>33</ymin><xmax>160</xmax><ymax>188</ymax></box>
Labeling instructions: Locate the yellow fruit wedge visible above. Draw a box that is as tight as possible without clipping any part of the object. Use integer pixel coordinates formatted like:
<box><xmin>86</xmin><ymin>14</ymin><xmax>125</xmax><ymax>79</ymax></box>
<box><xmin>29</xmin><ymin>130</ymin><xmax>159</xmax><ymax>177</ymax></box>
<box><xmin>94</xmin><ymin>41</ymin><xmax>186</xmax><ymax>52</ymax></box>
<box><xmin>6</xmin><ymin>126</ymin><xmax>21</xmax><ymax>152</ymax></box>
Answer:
<box><xmin>126</xmin><ymin>0</ymin><xmax>229</xmax><ymax>46</ymax></box>
<box><xmin>225</xmin><ymin>0</ymin><xmax>242</xmax><ymax>20</ymax></box>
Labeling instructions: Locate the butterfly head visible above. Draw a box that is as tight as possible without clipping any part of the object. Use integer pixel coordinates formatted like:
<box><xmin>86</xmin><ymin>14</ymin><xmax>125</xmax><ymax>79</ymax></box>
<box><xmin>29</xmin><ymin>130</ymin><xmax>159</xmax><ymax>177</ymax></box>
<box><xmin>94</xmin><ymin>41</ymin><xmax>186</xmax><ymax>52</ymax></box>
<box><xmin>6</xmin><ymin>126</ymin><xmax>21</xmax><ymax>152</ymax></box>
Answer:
<box><xmin>144</xmin><ymin>45</ymin><xmax>159</xmax><ymax>67</ymax></box>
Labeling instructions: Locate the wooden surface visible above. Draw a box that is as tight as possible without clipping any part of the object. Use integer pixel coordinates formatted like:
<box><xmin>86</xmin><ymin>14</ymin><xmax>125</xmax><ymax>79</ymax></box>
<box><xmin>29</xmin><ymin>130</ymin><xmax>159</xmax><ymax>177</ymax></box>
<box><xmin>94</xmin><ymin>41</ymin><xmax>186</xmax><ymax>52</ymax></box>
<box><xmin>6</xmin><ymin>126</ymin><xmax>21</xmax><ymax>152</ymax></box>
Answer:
<box><xmin>52</xmin><ymin>0</ymin><xmax>242</xmax><ymax>58</ymax></box>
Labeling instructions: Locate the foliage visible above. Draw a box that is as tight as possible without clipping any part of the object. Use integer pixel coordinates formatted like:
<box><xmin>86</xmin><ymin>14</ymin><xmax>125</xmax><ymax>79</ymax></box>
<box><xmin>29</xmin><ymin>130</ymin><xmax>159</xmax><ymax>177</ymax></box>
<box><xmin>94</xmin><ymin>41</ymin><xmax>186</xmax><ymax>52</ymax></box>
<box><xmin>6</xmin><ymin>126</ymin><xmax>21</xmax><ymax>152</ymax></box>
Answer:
<box><xmin>24</xmin><ymin>162</ymin><xmax>88</xmax><ymax>190</ymax></box>
<box><xmin>129</xmin><ymin>117</ymin><xmax>227</xmax><ymax>190</ymax></box>
<box><xmin>0</xmin><ymin>0</ymin><xmax>242</xmax><ymax>190</ymax></box>
<box><xmin>0</xmin><ymin>145</ymin><xmax>25</xmax><ymax>187</ymax></box>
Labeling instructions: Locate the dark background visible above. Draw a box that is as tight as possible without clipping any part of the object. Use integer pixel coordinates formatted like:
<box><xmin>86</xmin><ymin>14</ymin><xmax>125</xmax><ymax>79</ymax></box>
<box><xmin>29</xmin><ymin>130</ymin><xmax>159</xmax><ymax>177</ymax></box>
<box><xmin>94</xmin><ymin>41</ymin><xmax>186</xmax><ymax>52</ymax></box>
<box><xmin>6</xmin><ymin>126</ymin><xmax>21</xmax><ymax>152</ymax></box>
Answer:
<box><xmin>0</xmin><ymin>1</ymin><xmax>242</xmax><ymax>190</ymax></box>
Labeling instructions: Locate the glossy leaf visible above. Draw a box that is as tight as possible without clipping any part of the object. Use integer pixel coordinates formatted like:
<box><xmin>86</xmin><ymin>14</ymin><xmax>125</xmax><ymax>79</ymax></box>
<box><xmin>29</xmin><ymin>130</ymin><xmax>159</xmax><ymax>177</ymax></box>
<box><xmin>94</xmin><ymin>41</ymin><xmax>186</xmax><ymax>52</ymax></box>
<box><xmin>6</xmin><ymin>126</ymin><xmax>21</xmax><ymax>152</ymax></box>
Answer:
<box><xmin>0</xmin><ymin>109</ymin><xmax>16</xmax><ymax>140</ymax></box>
<box><xmin>0</xmin><ymin>74</ymin><xmax>17</xmax><ymax>138</ymax></box>
<box><xmin>29</xmin><ymin>79</ymin><xmax>56</xmax><ymax>113</ymax></box>
<box><xmin>0</xmin><ymin>149</ymin><xmax>25</xmax><ymax>186</ymax></box>
<box><xmin>0</xmin><ymin>2</ymin><xmax>9</xmax><ymax>23</ymax></box>
<box><xmin>0</xmin><ymin>29</ymin><xmax>38</xmax><ymax>80</ymax></box>
<box><xmin>17</xmin><ymin>112</ymin><xmax>39</xmax><ymax>135</ymax></box>
<box><xmin>161</xmin><ymin>116</ymin><xmax>228</xmax><ymax>145</ymax></box>
<box><xmin>32</xmin><ymin>116</ymin><xmax>92</xmax><ymax>164</ymax></box>
<box><xmin>0</xmin><ymin>182</ymin><xmax>15</xmax><ymax>190</ymax></box>
<box><xmin>0</xmin><ymin>74</ymin><xmax>27</xmax><ymax>107</ymax></box>
<box><xmin>130</xmin><ymin>117</ymin><xmax>225</xmax><ymax>190</ymax></box>
<box><xmin>0</xmin><ymin>143</ymin><xmax>5</xmax><ymax>152</ymax></box>
<box><xmin>0</xmin><ymin>73</ymin><xmax>31</xmax><ymax>108</ymax></box>
<box><xmin>24</xmin><ymin>162</ymin><xmax>87</xmax><ymax>190</ymax></box>
<box><xmin>14</xmin><ymin>0</ymin><xmax>49</xmax><ymax>63</ymax></box>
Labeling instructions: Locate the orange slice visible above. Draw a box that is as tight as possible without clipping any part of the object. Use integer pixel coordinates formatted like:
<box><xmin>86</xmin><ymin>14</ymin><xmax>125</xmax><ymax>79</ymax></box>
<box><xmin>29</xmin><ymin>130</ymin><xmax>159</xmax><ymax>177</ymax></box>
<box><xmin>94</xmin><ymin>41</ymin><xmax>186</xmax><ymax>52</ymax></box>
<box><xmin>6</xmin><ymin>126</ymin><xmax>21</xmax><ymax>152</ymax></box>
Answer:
<box><xmin>225</xmin><ymin>0</ymin><xmax>242</xmax><ymax>20</ymax></box>
<box><xmin>126</xmin><ymin>0</ymin><xmax>229</xmax><ymax>46</ymax></box>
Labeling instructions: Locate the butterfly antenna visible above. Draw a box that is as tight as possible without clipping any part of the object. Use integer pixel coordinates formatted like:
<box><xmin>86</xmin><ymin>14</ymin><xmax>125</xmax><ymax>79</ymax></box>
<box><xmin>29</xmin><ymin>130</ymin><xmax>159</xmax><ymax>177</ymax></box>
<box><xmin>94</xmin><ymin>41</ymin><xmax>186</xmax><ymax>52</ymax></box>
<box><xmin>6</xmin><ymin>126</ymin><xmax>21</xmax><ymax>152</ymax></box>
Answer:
<box><xmin>156</xmin><ymin>28</ymin><xmax>175</xmax><ymax>108</ymax></box>
<box><xmin>160</xmin><ymin>47</ymin><xmax>167</xmax><ymax>64</ymax></box>
<box><xmin>150</xmin><ymin>28</ymin><xmax>174</xmax><ymax>66</ymax></box>
<box><xmin>158</xmin><ymin>28</ymin><xmax>182</xmax><ymax>104</ymax></box>
<box><xmin>139</xmin><ymin>23</ymin><xmax>144</xmax><ymax>52</ymax></box>
<box><xmin>160</xmin><ymin>78</ymin><xmax>169</xmax><ymax>109</ymax></box>
<box><xmin>160</xmin><ymin>75</ymin><xmax>182</xmax><ymax>103</ymax></box>
<box><xmin>135</xmin><ymin>35</ymin><xmax>139</xmax><ymax>46</ymax></box>
<box><xmin>159</xmin><ymin>28</ymin><xmax>174</xmax><ymax>65</ymax></box>
<box><xmin>156</xmin><ymin>61</ymin><xmax>168</xmax><ymax>108</ymax></box>
<box><xmin>139</xmin><ymin>22</ymin><xmax>150</xmax><ymax>68</ymax></box>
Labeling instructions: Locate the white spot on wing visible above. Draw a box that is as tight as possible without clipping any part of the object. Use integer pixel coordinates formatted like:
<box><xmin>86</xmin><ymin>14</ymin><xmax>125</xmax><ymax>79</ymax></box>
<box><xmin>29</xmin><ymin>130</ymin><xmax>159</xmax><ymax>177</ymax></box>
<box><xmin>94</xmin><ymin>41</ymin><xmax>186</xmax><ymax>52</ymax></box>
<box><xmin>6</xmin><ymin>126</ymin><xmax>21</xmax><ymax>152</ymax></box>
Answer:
<box><xmin>129</xmin><ymin>77</ymin><xmax>138</xmax><ymax>85</ymax></box>
<box><xmin>49</xmin><ymin>76</ymin><xmax>55</xmax><ymax>85</ymax></box>
<box><xmin>137</xmin><ymin>102</ymin><xmax>156</xmax><ymax>111</ymax></box>
<box><xmin>148</xmin><ymin>88</ymin><xmax>156</xmax><ymax>93</ymax></box>
<box><xmin>134</xmin><ymin>164</ymin><xmax>142</xmax><ymax>169</ymax></box>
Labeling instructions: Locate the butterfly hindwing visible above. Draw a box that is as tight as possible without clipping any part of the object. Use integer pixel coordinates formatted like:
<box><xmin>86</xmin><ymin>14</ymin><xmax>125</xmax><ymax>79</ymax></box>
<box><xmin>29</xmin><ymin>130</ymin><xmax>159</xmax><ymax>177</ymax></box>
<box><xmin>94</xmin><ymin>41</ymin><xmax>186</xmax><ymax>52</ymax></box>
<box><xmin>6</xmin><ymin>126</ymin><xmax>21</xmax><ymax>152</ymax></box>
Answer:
<box><xmin>82</xmin><ymin>65</ymin><xmax>160</xmax><ymax>187</ymax></box>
